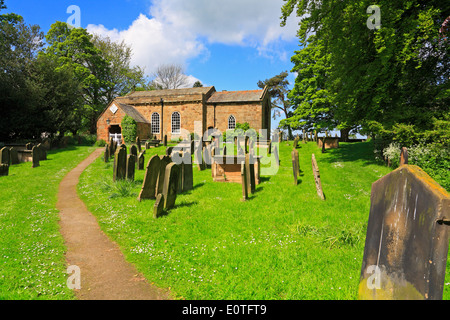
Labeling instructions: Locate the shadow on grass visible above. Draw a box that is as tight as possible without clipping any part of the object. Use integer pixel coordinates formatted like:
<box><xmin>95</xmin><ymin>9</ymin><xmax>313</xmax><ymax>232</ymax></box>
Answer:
<box><xmin>319</xmin><ymin>141</ymin><xmax>383</xmax><ymax>166</ymax></box>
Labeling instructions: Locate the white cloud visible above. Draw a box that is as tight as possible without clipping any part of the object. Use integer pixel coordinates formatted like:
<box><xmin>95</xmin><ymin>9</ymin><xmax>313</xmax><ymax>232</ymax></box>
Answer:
<box><xmin>87</xmin><ymin>0</ymin><xmax>299</xmax><ymax>78</ymax></box>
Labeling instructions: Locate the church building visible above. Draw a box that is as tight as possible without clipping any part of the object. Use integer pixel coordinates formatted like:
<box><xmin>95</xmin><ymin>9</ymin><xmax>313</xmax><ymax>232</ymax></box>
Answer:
<box><xmin>96</xmin><ymin>86</ymin><xmax>271</xmax><ymax>144</ymax></box>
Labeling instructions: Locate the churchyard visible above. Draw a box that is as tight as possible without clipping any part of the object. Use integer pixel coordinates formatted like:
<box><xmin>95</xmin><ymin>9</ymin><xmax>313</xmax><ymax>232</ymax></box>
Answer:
<box><xmin>1</xmin><ymin>137</ymin><xmax>449</xmax><ymax>300</ymax></box>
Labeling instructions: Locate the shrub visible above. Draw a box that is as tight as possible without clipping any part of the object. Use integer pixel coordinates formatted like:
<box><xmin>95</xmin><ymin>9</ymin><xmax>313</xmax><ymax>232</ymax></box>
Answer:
<box><xmin>121</xmin><ymin>115</ymin><xmax>137</xmax><ymax>144</ymax></box>
<box><xmin>95</xmin><ymin>139</ymin><xmax>106</xmax><ymax>147</ymax></box>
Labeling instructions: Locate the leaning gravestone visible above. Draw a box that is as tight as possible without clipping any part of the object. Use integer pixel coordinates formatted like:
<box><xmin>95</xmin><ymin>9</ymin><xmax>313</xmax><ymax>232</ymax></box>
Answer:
<box><xmin>31</xmin><ymin>146</ymin><xmax>40</xmax><ymax>168</ymax></box>
<box><xmin>0</xmin><ymin>147</ymin><xmax>10</xmax><ymax>165</ymax></box>
<box><xmin>311</xmin><ymin>154</ymin><xmax>324</xmax><ymax>200</ymax></box>
<box><xmin>162</xmin><ymin>163</ymin><xmax>180</xmax><ymax>210</ymax></box>
<box><xmin>138</xmin><ymin>152</ymin><xmax>145</xmax><ymax>170</ymax></box>
<box><xmin>9</xmin><ymin>147</ymin><xmax>19</xmax><ymax>165</ymax></box>
<box><xmin>137</xmin><ymin>155</ymin><xmax>161</xmax><ymax>201</ymax></box>
<box><xmin>0</xmin><ymin>163</ymin><xmax>9</xmax><ymax>176</ymax></box>
<box><xmin>113</xmin><ymin>145</ymin><xmax>127</xmax><ymax>181</ymax></box>
<box><xmin>292</xmin><ymin>149</ymin><xmax>299</xmax><ymax>185</ymax></box>
<box><xmin>153</xmin><ymin>193</ymin><xmax>165</xmax><ymax>218</ymax></box>
<box><xmin>359</xmin><ymin>165</ymin><xmax>450</xmax><ymax>300</ymax></box>
<box><xmin>156</xmin><ymin>155</ymin><xmax>171</xmax><ymax>196</ymax></box>
<box><xmin>126</xmin><ymin>154</ymin><xmax>136</xmax><ymax>181</ymax></box>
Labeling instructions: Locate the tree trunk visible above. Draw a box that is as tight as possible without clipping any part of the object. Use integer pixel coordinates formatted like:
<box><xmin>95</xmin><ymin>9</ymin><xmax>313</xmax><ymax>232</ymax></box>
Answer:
<box><xmin>340</xmin><ymin>128</ymin><xmax>350</xmax><ymax>142</ymax></box>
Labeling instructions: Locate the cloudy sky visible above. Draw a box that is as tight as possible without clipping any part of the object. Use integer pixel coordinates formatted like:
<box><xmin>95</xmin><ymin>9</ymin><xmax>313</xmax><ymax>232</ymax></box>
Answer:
<box><xmin>5</xmin><ymin>0</ymin><xmax>301</xmax><ymax>128</ymax></box>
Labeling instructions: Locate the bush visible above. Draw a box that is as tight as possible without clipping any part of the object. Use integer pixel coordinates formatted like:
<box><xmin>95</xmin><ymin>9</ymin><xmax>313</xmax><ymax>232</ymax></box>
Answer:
<box><xmin>121</xmin><ymin>115</ymin><xmax>137</xmax><ymax>144</ymax></box>
<box><xmin>95</xmin><ymin>139</ymin><xmax>106</xmax><ymax>147</ymax></box>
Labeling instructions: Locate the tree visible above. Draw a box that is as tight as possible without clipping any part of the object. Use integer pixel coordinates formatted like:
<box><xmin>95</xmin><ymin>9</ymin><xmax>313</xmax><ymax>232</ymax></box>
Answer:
<box><xmin>121</xmin><ymin>115</ymin><xmax>137</xmax><ymax>143</ymax></box>
<box><xmin>193</xmin><ymin>80</ymin><xmax>203</xmax><ymax>88</ymax></box>
<box><xmin>151</xmin><ymin>64</ymin><xmax>190</xmax><ymax>89</ymax></box>
<box><xmin>257</xmin><ymin>71</ymin><xmax>294</xmax><ymax>139</ymax></box>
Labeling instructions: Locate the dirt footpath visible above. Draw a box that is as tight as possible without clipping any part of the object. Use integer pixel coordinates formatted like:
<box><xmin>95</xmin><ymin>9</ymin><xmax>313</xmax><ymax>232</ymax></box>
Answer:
<box><xmin>56</xmin><ymin>148</ymin><xmax>171</xmax><ymax>300</ymax></box>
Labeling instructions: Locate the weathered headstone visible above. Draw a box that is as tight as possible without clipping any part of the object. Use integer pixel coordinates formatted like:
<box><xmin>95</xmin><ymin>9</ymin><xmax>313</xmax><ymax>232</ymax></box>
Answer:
<box><xmin>0</xmin><ymin>163</ymin><xmax>9</xmax><ymax>176</ymax></box>
<box><xmin>292</xmin><ymin>149</ymin><xmax>299</xmax><ymax>185</ymax></box>
<box><xmin>274</xmin><ymin>145</ymin><xmax>279</xmax><ymax>166</ymax></box>
<box><xmin>137</xmin><ymin>155</ymin><xmax>161</xmax><ymax>201</ymax></box>
<box><xmin>0</xmin><ymin>147</ymin><xmax>10</xmax><ymax>165</ymax></box>
<box><xmin>104</xmin><ymin>144</ymin><xmax>110</xmax><ymax>162</ymax></box>
<box><xmin>241</xmin><ymin>161</ymin><xmax>248</xmax><ymax>201</ymax></box>
<box><xmin>153</xmin><ymin>193</ymin><xmax>165</xmax><ymax>218</ymax></box>
<box><xmin>162</xmin><ymin>163</ymin><xmax>180</xmax><ymax>210</ymax></box>
<box><xmin>400</xmin><ymin>147</ymin><xmax>408</xmax><ymax>166</ymax></box>
<box><xmin>130</xmin><ymin>145</ymin><xmax>138</xmax><ymax>163</ymax></box>
<box><xmin>359</xmin><ymin>165</ymin><xmax>450</xmax><ymax>300</ymax></box>
<box><xmin>136</xmin><ymin>137</ymin><xmax>141</xmax><ymax>153</ymax></box>
<box><xmin>166</xmin><ymin>147</ymin><xmax>174</xmax><ymax>156</ymax></box>
<box><xmin>163</xmin><ymin>135</ymin><xmax>168</xmax><ymax>147</ymax></box>
<box><xmin>181</xmin><ymin>151</ymin><xmax>193</xmax><ymax>192</ymax></box>
<box><xmin>113</xmin><ymin>145</ymin><xmax>127</xmax><ymax>181</ymax></box>
<box><xmin>109</xmin><ymin>138</ymin><xmax>114</xmax><ymax>157</ymax></box>
<box><xmin>31</xmin><ymin>146</ymin><xmax>40</xmax><ymax>168</ymax></box>
<box><xmin>9</xmin><ymin>147</ymin><xmax>19</xmax><ymax>165</ymax></box>
<box><xmin>245</xmin><ymin>153</ymin><xmax>255</xmax><ymax>194</ymax></box>
<box><xmin>311</xmin><ymin>154</ymin><xmax>324</xmax><ymax>200</ymax></box>
<box><xmin>293</xmin><ymin>136</ymin><xmax>299</xmax><ymax>149</ymax></box>
<box><xmin>203</xmin><ymin>146</ymin><xmax>211</xmax><ymax>169</ymax></box>
<box><xmin>138</xmin><ymin>152</ymin><xmax>145</xmax><ymax>170</ymax></box>
<box><xmin>37</xmin><ymin>143</ymin><xmax>46</xmax><ymax>160</ymax></box>
<box><xmin>126</xmin><ymin>154</ymin><xmax>136</xmax><ymax>181</ymax></box>
<box><xmin>156</xmin><ymin>155</ymin><xmax>171</xmax><ymax>196</ymax></box>
<box><xmin>26</xmin><ymin>142</ymin><xmax>33</xmax><ymax>150</ymax></box>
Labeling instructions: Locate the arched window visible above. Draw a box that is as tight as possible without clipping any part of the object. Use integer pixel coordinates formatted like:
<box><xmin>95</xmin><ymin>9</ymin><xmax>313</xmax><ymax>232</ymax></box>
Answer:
<box><xmin>228</xmin><ymin>115</ymin><xmax>236</xmax><ymax>130</ymax></box>
<box><xmin>151</xmin><ymin>112</ymin><xmax>160</xmax><ymax>134</ymax></box>
<box><xmin>171</xmin><ymin>112</ymin><xmax>181</xmax><ymax>134</ymax></box>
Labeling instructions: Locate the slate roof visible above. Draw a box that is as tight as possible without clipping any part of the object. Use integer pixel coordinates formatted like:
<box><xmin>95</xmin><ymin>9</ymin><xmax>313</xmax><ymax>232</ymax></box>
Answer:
<box><xmin>207</xmin><ymin>89</ymin><xmax>266</xmax><ymax>104</ymax></box>
<box><xmin>116</xmin><ymin>102</ymin><xmax>150</xmax><ymax>123</ymax></box>
<box><xmin>124</xmin><ymin>86</ymin><xmax>215</xmax><ymax>99</ymax></box>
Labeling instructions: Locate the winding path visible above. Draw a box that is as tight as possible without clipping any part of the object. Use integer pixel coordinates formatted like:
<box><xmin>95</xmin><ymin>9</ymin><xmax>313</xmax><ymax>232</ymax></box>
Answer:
<box><xmin>56</xmin><ymin>148</ymin><xmax>170</xmax><ymax>300</ymax></box>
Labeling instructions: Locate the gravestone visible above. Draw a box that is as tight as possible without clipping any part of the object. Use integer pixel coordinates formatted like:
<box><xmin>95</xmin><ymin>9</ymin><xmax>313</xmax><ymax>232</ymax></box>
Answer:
<box><xmin>0</xmin><ymin>147</ymin><xmax>10</xmax><ymax>165</ymax></box>
<box><xmin>153</xmin><ymin>193</ymin><xmax>165</xmax><ymax>218</ymax></box>
<box><xmin>400</xmin><ymin>147</ymin><xmax>408</xmax><ymax>166</ymax></box>
<box><xmin>104</xmin><ymin>144</ymin><xmax>110</xmax><ymax>162</ymax></box>
<box><xmin>137</xmin><ymin>155</ymin><xmax>161</xmax><ymax>201</ymax></box>
<box><xmin>113</xmin><ymin>145</ymin><xmax>127</xmax><ymax>181</ymax></box>
<box><xmin>203</xmin><ymin>146</ymin><xmax>211</xmax><ymax>169</ymax></box>
<box><xmin>37</xmin><ymin>143</ymin><xmax>47</xmax><ymax>160</ymax></box>
<box><xmin>31</xmin><ymin>146</ymin><xmax>40</xmax><ymax>168</ymax></box>
<box><xmin>311</xmin><ymin>154</ymin><xmax>324</xmax><ymax>200</ymax></box>
<box><xmin>163</xmin><ymin>135</ymin><xmax>168</xmax><ymax>147</ymax></box>
<box><xmin>130</xmin><ymin>145</ymin><xmax>138</xmax><ymax>163</ymax></box>
<box><xmin>136</xmin><ymin>137</ymin><xmax>141</xmax><ymax>153</ymax></box>
<box><xmin>274</xmin><ymin>145</ymin><xmax>279</xmax><ymax>166</ymax></box>
<box><xmin>268</xmin><ymin>141</ymin><xmax>272</xmax><ymax>155</ymax></box>
<box><xmin>0</xmin><ymin>163</ymin><xmax>9</xmax><ymax>176</ymax></box>
<box><xmin>156</xmin><ymin>155</ymin><xmax>171</xmax><ymax>196</ymax></box>
<box><xmin>194</xmin><ymin>141</ymin><xmax>204</xmax><ymax>170</ymax></box>
<box><xmin>162</xmin><ymin>163</ymin><xmax>180</xmax><ymax>210</ymax></box>
<box><xmin>166</xmin><ymin>147</ymin><xmax>174</xmax><ymax>156</ymax></box>
<box><xmin>241</xmin><ymin>161</ymin><xmax>248</xmax><ymax>201</ymax></box>
<box><xmin>9</xmin><ymin>147</ymin><xmax>19</xmax><ymax>165</ymax></box>
<box><xmin>126</xmin><ymin>154</ymin><xmax>136</xmax><ymax>181</ymax></box>
<box><xmin>109</xmin><ymin>138</ymin><xmax>114</xmax><ymax>157</ymax></box>
<box><xmin>181</xmin><ymin>151</ymin><xmax>193</xmax><ymax>192</ymax></box>
<box><xmin>292</xmin><ymin>149</ymin><xmax>299</xmax><ymax>185</ymax></box>
<box><xmin>138</xmin><ymin>152</ymin><xmax>145</xmax><ymax>170</ymax></box>
<box><xmin>359</xmin><ymin>165</ymin><xmax>450</xmax><ymax>300</ymax></box>
<box><xmin>245</xmin><ymin>153</ymin><xmax>255</xmax><ymax>194</ymax></box>
<box><xmin>26</xmin><ymin>142</ymin><xmax>33</xmax><ymax>150</ymax></box>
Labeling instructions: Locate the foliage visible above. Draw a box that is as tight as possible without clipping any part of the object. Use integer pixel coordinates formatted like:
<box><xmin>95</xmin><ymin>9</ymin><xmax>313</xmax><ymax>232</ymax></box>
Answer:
<box><xmin>121</xmin><ymin>115</ymin><xmax>137</xmax><ymax>144</ymax></box>
<box><xmin>193</xmin><ymin>80</ymin><xmax>203</xmax><ymax>87</ymax></box>
<box><xmin>151</xmin><ymin>64</ymin><xmax>190</xmax><ymax>89</ymax></box>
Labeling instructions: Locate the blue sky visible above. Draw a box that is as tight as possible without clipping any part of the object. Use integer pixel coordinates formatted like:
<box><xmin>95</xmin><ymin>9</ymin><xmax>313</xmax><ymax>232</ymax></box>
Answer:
<box><xmin>4</xmin><ymin>0</ymin><xmax>302</xmax><ymax>130</ymax></box>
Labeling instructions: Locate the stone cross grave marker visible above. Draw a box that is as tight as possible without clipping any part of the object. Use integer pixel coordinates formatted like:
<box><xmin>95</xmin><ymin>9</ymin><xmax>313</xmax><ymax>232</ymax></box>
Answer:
<box><xmin>137</xmin><ymin>155</ymin><xmax>161</xmax><ymax>201</ymax></box>
<box><xmin>162</xmin><ymin>162</ymin><xmax>180</xmax><ymax>210</ymax></box>
<box><xmin>292</xmin><ymin>149</ymin><xmax>299</xmax><ymax>185</ymax></box>
<box><xmin>113</xmin><ymin>145</ymin><xmax>127</xmax><ymax>181</ymax></box>
<box><xmin>31</xmin><ymin>146</ymin><xmax>40</xmax><ymax>168</ymax></box>
<box><xmin>126</xmin><ymin>154</ymin><xmax>136</xmax><ymax>181</ymax></box>
<box><xmin>359</xmin><ymin>165</ymin><xmax>450</xmax><ymax>300</ymax></box>
<box><xmin>311</xmin><ymin>154</ymin><xmax>325</xmax><ymax>200</ymax></box>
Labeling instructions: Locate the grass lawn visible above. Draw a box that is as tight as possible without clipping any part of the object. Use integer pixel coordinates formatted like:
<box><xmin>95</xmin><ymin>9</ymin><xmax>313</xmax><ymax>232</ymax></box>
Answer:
<box><xmin>0</xmin><ymin>146</ymin><xmax>96</xmax><ymax>300</ymax></box>
<box><xmin>76</xmin><ymin>140</ymin><xmax>450</xmax><ymax>300</ymax></box>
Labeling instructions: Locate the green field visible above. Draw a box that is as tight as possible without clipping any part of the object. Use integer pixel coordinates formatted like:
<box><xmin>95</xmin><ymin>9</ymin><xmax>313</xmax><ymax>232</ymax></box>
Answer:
<box><xmin>0</xmin><ymin>146</ymin><xmax>96</xmax><ymax>299</ymax></box>
<box><xmin>76</xmin><ymin>140</ymin><xmax>450</xmax><ymax>300</ymax></box>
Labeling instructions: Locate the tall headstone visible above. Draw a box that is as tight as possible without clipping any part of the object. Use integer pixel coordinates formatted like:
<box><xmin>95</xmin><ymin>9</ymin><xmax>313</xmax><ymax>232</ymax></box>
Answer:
<box><xmin>359</xmin><ymin>165</ymin><xmax>450</xmax><ymax>300</ymax></box>
<box><xmin>292</xmin><ymin>149</ymin><xmax>299</xmax><ymax>185</ymax></box>
<box><xmin>37</xmin><ymin>143</ymin><xmax>46</xmax><ymax>160</ymax></box>
<box><xmin>0</xmin><ymin>147</ymin><xmax>10</xmax><ymax>165</ymax></box>
<box><xmin>126</xmin><ymin>154</ymin><xmax>136</xmax><ymax>181</ymax></box>
<box><xmin>31</xmin><ymin>146</ymin><xmax>40</xmax><ymax>168</ymax></box>
<box><xmin>136</xmin><ymin>137</ymin><xmax>141</xmax><ymax>153</ymax></box>
<box><xmin>109</xmin><ymin>138</ymin><xmax>114</xmax><ymax>157</ymax></box>
<box><xmin>181</xmin><ymin>151</ymin><xmax>193</xmax><ymax>192</ymax></box>
<box><xmin>156</xmin><ymin>155</ymin><xmax>171</xmax><ymax>196</ymax></box>
<box><xmin>245</xmin><ymin>153</ymin><xmax>255</xmax><ymax>194</ymax></box>
<box><xmin>138</xmin><ymin>152</ymin><xmax>145</xmax><ymax>170</ymax></box>
<box><xmin>400</xmin><ymin>147</ymin><xmax>408</xmax><ymax>166</ymax></box>
<box><xmin>0</xmin><ymin>164</ymin><xmax>9</xmax><ymax>176</ymax></box>
<box><xmin>104</xmin><ymin>144</ymin><xmax>110</xmax><ymax>162</ymax></box>
<box><xmin>274</xmin><ymin>145</ymin><xmax>279</xmax><ymax>167</ymax></box>
<box><xmin>293</xmin><ymin>137</ymin><xmax>299</xmax><ymax>149</ymax></box>
<box><xmin>311</xmin><ymin>154</ymin><xmax>324</xmax><ymax>200</ymax></box>
<box><xmin>153</xmin><ymin>193</ymin><xmax>165</xmax><ymax>218</ymax></box>
<box><xmin>137</xmin><ymin>155</ymin><xmax>161</xmax><ymax>201</ymax></box>
<box><xmin>240</xmin><ymin>161</ymin><xmax>248</xmax><ymax>201</ymax></box>
<box><xmin>113</xmin><ymin>145</ymin><xmax>127</xmax><ymax>181</ymax></box>
<box><xmin>9</xmin><ymin>147</ymin><xmax>19</xmax><ymax>165</ymax></box>
<box><xmin>130</xmin><ymin>145</ymin><xmax>138</xmax><ymax>163</ymax></box>
<box><xmin>163</xmin><ymin>134</ymin><xmax>168</xmax><ymax>147</ymax></box>
<box><xmin>162</xmin><ymin>163</ymin><xmax>180</xmax><ymax>210</ymax></box>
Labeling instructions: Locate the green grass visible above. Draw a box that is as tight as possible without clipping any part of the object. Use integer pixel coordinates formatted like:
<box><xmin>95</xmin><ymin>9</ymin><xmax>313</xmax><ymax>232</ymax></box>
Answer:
<box><xmin>0</xmin><ymin>146</ymin><xmax>96</xmax><ymax>300</ymax></box>
<box><xmin>77</xmin><ymin>141</ymin><xmax>450</xmax><ymax>300</ymax></box>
